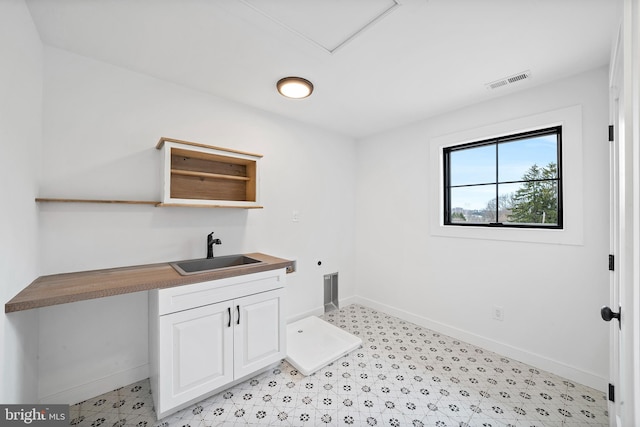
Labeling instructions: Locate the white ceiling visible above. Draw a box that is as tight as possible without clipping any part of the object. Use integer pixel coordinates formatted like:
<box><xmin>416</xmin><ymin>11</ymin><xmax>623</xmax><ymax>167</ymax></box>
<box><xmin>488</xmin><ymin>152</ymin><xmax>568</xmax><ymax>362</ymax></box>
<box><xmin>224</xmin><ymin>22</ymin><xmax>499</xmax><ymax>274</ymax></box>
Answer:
<box><xmin>25</xmin><ymin>0</ymin><xmax>619</xmax><ymax>139</ymax></box>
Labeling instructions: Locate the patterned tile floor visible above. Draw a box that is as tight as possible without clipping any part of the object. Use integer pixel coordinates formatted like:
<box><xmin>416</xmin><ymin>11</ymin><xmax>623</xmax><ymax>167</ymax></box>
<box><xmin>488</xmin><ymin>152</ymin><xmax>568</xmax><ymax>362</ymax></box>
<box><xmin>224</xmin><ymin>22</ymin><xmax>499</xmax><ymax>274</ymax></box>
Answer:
<box><xmin>69</xmin><ymin>304</ymin><xmax>608</xmax><ymax>427</ymax></box>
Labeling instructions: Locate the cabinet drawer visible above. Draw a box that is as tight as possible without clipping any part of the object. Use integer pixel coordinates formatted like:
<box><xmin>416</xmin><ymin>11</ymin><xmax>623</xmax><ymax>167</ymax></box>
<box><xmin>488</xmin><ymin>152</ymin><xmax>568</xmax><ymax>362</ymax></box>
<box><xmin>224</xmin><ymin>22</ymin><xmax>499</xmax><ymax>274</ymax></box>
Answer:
<box><xmin>156</xmin><ymin>269</ymin><xmax>285</xmax><ymax>316</ymax></box>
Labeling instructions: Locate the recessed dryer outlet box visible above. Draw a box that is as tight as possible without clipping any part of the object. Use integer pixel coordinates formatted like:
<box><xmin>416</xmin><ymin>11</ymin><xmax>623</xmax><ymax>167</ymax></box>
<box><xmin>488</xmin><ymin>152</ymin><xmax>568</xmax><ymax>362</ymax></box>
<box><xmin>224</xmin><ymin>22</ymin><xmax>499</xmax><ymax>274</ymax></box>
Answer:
<box><xmin>324</xmin><ymin>272</ymin><xmax>339</xmax><ymax>313</ymax></box>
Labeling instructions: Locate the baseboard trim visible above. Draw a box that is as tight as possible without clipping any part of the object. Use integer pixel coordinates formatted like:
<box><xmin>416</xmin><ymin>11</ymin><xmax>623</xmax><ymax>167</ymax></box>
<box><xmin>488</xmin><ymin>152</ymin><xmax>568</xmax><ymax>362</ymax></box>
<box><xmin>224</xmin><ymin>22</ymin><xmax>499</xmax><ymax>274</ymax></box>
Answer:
<box><xmin>38</xmin><ymin>364</ymin><xmax>150</xmax><ymax>405</ymax></box>
<box><xmin>352</xmin><ymin>296</ymin><xmax>607</xmax><ymax>392</ymax></box>
<box><xmin>287</xmin><ymin>306</ymin><xmax>324</xmax><ymax>323</ymax></box>
<box><xmin>286</xmin><ymin>296</ymin><xmax>357</xmax><ymax>324</ymax></box>
<box><xmin>339</xmin><ymin>295</ymin><xmax>358</xmax><ymax>308</ymax></box>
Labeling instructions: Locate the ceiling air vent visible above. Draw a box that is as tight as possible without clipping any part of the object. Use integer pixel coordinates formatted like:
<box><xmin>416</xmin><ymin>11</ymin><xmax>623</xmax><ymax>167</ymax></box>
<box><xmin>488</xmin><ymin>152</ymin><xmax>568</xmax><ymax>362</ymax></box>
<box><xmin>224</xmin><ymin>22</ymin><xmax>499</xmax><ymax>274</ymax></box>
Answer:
<box><xmin>486</xmin><ymin>70</ymin><xmax>531</xmax><ymax>90</ymax></box>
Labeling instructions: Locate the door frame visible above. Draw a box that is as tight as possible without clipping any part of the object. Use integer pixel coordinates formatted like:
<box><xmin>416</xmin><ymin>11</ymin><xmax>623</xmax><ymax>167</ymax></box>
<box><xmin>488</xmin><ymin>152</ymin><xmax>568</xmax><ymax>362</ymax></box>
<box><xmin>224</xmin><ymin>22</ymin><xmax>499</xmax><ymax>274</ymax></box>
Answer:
<box><xmin>608</xmin><ymin>21</ymin><xmax>622</xmax><ymax>425</ymax></box>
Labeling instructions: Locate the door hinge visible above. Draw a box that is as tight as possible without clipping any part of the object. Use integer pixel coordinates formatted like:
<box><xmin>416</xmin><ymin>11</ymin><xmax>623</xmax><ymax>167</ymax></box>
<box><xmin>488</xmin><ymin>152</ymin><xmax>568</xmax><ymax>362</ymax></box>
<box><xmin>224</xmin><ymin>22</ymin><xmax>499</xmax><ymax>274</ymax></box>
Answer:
<box><xmin>609</xmin><ymin>254</ymin><xmax>615</xmax><ymax>271</ymax></box>
<box><xmin>609</xmin><ymin>125</ymin><xmax>614</xmax><ymax>142</ymax></box>
<box><xmin>609</xmin><ymin>383</ymin><xmax>615</xmax><ymax>402</ymax></box>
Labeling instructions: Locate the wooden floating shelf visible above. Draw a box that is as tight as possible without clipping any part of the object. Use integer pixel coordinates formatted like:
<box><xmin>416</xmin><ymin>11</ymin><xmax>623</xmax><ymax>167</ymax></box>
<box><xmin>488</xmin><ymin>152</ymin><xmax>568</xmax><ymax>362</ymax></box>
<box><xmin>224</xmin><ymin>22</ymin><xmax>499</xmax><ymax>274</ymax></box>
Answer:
<box><xmin>36</xmin><ymin>198</ymin><xmax>263</xmax><ymax>209</ymax></box>
<box><xmin>36</xmin><ymin>198</ymin><xmax>159</xmax><ymax>205</ymax></box>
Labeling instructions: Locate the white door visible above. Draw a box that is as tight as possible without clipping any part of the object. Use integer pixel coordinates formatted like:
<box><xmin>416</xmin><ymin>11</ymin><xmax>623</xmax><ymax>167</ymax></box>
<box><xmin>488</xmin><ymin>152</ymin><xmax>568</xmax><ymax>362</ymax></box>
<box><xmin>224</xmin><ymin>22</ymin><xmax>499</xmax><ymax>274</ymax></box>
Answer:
<box><xmin>159</xmin><ymin>300</ymin><xmax>234</xmax><ymax>412</ymax></box>
<box><xmin>233</xmin><ymin>289</ymin><xmax>286</xmax><ymax>379</ymax></box>
<box><xmin>606</xmin><ymin>4</ymin><xmax>640</xmax><ymax>425</ymax></box>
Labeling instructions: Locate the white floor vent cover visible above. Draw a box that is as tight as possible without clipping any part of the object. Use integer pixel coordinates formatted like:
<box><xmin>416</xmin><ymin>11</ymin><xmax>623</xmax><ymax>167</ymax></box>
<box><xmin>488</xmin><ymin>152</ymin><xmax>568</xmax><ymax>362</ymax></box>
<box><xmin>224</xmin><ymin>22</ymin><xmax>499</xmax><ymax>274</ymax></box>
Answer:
<box><xmin>286</xmin><ymin>316</ymin><xmax>362</xmax><ymax>376</ymax></box>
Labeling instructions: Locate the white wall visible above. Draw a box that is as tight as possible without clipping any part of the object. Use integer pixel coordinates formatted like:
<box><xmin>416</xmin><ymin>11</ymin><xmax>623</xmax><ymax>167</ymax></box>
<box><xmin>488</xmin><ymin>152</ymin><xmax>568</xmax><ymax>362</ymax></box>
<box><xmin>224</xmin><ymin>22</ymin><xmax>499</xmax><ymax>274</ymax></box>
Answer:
<box><xmin>0</xmin><ymin>0</ymin><xmax>42</xmax><ymax>403</ymax></box>
<box><xmin>37</xmin><ymin>47</ymin><xmax>357</xmax><ymax>403</ymax></box>
<box><xmin>355</xmin><ymin>67</ymin><xmax>610</xmax><ymax>390</ymax></box>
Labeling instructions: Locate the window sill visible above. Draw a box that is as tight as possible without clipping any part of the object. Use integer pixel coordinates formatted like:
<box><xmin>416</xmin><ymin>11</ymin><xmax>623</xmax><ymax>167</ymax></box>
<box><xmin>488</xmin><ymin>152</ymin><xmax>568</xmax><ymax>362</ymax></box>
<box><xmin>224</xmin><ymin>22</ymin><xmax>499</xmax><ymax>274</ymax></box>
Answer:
<box><xmin>432</xmin><ymin>223</ymin><xmax>578</xmax><ymax>245</ymax></box>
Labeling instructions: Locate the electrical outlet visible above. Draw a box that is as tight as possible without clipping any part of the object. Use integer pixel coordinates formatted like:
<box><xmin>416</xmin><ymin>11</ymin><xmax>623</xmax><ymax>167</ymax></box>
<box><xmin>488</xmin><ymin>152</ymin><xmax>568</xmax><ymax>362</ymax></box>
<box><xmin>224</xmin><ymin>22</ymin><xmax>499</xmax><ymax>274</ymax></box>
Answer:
<box><xmin>292</xmin><ymin>210</ymin><xmax>300</xmax><ymax>222</ymax></box>
<box><xmin>493</xmin><ymin>306</ymin><xmax>504</xmax><ymax>321</ymax></box>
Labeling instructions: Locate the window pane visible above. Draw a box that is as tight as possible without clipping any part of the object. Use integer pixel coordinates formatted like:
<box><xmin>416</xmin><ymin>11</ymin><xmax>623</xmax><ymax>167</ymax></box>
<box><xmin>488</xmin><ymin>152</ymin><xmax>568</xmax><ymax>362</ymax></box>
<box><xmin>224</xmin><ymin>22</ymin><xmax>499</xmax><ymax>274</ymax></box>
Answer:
<box><xmin>498</xmin><ymin>134</ymin><xmax>558</xmax><ymax>182</ymax></box>
<box><xmin>503</xmin><ymin>180</ymin><xmax>559</xmax><ymax>225</ymax></box>
<box><xmin>444</xmin><ymin>126</ymin><xmax>562</xmax><ymax>229</ymax></box>
<box><xmin>449</xmin><ymin>144</ymin><xmax>496</xmax><ymax>186</ymax></box>
<box><xmin>495</xmin><ymin>182</ymin><xmax>519</xmax><ymax>223</ymax></box>
<box><xmin>449</xmin><ymin>185</ymin><xmax>495</xmax><ymax>223</ymax></box>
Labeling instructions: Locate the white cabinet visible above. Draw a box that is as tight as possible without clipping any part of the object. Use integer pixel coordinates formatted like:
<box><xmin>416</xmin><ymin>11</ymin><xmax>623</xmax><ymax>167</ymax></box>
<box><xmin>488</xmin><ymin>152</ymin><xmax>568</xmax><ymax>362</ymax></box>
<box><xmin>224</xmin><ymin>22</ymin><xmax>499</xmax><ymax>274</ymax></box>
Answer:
<box><xmin>234</xmin><ymin>291</ymin><xmax>285</xmax><ymax>379</ymax></box>
<box><xmin>156</xmin><ymin>137</ymin><xmax>262</xmax><ymax>209</ymax></box>
<box><xmin>158</xmin><ymin>301</ymin><xmax>234</xmax><ymax>410</ymax></box>
<box><xmin>149</xmin><ymin>269</ymin><xmax>286</xmax><ymax>419</ymax></box>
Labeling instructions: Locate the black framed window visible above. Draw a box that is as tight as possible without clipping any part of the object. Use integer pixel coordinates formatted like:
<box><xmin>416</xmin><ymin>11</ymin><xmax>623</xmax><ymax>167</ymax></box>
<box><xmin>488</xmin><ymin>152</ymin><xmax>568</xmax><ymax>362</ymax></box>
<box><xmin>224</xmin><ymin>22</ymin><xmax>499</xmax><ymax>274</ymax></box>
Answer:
<box><xmin>443</xmin><ymin>126</ymin><xmax>562</xmax><ymax>228</ymax></box>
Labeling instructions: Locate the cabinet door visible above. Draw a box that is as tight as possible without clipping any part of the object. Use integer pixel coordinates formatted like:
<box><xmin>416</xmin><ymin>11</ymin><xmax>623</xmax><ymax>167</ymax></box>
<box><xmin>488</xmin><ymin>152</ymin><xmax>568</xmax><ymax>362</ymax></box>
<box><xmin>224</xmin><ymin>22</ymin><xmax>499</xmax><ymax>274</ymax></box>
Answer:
<box><xmin>159</xmin><ymin>301</ymin><xmax>233</xmax><ymax>413</ymax></box>
<box><xmin>233</xmin><ymin>289</ymin><xmax>286</xmax><ymax>379</ymax></box>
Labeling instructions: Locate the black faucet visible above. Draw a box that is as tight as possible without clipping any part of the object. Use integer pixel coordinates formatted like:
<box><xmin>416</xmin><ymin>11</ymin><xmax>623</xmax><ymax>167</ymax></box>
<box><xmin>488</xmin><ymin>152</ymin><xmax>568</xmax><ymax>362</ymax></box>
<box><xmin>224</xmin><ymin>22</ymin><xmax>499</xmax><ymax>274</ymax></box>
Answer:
<box><xmin>207</xmin><ymin>232</ymin><xmax>222</xmax><ymax>259</ymax></box>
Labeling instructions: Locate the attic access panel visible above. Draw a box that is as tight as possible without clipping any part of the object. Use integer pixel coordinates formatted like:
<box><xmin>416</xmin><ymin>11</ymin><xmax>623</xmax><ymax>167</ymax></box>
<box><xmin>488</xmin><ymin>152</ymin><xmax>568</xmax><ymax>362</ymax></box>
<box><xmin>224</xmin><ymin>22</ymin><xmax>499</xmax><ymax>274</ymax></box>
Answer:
<box><xmin>240</xmin><ymin>0</ymin><xmax>400</xmax><ymax>53</ymax></box>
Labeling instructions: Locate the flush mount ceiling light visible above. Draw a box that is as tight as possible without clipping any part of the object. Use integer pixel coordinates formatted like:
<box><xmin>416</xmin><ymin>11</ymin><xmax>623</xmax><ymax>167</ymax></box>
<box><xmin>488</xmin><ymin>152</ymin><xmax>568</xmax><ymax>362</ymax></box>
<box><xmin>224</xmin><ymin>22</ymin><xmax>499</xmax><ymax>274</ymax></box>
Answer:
<box><xmin>277</xmin><ymin>77</ymin><xmax>314</xmax><ymax>99</ymax></box>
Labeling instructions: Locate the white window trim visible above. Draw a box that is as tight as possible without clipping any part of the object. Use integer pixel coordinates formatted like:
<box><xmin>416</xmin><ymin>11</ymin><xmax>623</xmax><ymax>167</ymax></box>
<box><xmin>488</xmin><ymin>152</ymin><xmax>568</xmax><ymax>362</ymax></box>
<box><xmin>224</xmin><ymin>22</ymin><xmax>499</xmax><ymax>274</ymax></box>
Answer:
<box><xmin>429</xmin><ymin>105</ymin><xmax>583</xmax><ymax>245</ymax></box>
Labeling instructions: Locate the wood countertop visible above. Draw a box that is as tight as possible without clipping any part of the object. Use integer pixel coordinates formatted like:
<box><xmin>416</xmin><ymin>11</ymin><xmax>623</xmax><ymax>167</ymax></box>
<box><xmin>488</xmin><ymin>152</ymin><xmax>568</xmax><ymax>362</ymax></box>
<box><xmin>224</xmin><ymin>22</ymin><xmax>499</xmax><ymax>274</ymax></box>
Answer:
<box><xmin>5</xmin><ymin>253</ymin><xmax>294</xmax><ymax>313</ymax></box>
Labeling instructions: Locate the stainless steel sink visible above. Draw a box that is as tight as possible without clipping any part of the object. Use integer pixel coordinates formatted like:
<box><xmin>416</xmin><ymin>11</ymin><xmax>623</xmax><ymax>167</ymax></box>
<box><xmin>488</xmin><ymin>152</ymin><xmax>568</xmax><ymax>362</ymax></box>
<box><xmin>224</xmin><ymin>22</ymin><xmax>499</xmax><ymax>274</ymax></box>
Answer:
<box><xmin>170</xmin><ymin>255</ymin><xmax>262</xmax><ymax>275</ymax></box>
